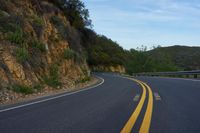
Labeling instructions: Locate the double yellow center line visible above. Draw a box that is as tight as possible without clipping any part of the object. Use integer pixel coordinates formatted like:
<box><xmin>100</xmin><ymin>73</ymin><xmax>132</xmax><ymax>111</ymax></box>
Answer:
<box><xmin>121</xmin><ymin>78</ymin><xmax>153</xmax><ymax>133</ymax></box>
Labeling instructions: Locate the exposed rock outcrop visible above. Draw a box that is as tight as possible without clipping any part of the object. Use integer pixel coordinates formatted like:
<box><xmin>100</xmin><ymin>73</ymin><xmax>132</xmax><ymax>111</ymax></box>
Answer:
<box><xmin>0</xmin><ymin>0</ymin><xmax>90</xmax><ymax>91</ymax></box>
<box><xmin>92</xmin><ymin>65</ymin><xmax>125</xmax><ymax>73</ymax></box>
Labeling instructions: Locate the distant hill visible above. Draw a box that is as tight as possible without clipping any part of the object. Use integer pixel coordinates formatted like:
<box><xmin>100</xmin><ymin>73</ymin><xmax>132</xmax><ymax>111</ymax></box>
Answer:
<box><xmin>148</xmin><ymin>45</ymin><xmax>200</xmax><ymax>70</ymax></box>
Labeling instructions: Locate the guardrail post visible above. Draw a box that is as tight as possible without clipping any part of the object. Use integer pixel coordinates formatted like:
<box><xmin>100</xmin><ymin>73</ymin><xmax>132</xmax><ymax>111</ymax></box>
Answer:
<box><xmin>194</xmin><ymin>74</ymin><xmax>197</xmax><ymax>78</ymax></box>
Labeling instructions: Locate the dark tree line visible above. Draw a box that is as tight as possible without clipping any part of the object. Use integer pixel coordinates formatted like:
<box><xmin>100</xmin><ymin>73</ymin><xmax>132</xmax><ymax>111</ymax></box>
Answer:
<box><xmin>124</xmin><ymin>48</ymin><xmax>179</xmax><ymax>74</ymax></box>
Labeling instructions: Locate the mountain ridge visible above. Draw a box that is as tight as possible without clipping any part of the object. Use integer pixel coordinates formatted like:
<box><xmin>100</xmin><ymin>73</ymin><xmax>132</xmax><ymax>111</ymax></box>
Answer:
<box><xmin>148</xmin><ymin>45</ymin><xmax>200</xmax><ymax>70</ymax></box>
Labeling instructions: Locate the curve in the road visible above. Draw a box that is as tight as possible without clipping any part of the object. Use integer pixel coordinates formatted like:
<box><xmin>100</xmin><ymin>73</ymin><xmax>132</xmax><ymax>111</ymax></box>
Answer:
<box><xmin>0</xmin><ymin>73</ymin><xmax>143</xmax><ymax>133</ymax></box>
<box><xmin>0</xmin><ymin>74</ymin><xmax>156</xmax><ymax>133</ymax></box>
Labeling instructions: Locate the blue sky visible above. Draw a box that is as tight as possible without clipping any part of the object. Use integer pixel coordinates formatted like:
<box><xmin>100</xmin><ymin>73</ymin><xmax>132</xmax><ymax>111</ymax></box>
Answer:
<box><xmin>83</xmin><ymin>0</ymin><xmax>200</xmax><ymax>50</ymax></box>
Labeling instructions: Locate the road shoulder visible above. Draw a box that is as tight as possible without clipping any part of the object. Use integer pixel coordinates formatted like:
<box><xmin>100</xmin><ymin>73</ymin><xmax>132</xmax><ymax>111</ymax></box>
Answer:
<box><xmin>0</xmin><ymin>75</ymin><xmax>103</xmax><ymax>110</ymax></box>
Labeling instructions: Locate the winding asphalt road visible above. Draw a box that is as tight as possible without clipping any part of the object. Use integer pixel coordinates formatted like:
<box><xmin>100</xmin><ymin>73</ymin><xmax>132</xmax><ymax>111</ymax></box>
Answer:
<box><xmin>0</xmin><ymin>73</ymin><xmax>200</xmax><ymax>133</ymax></box>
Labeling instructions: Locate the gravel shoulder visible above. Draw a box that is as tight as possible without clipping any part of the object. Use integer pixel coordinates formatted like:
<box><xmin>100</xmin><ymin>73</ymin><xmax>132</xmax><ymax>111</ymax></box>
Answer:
<box><xmin>0</xmin><ymin>76</ymin><xmax>100</xmax><ymax>106</ymax></box>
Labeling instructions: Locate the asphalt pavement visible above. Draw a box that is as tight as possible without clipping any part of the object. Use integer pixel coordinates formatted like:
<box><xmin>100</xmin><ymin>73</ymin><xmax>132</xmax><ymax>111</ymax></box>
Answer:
<box><xmin>0</xmin><ymin>73</ymin><xmax>200</xmax><ymax>133</ymax></box>
<box><xmin>137</xmin><ymin>76</ymin><xmax>200</xmax><ymax>133</ymax></box>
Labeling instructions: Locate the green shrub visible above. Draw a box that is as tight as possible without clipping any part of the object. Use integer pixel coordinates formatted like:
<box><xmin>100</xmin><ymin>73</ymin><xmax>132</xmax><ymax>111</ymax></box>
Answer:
<box><xmin>32</xmin><ymin>15</ymin><xmax>44</xmax><ymax>26</ymax></box>
<box><xmin>50</xmin><ymin>16</ymin><xmax>67</xmax><ymax>39</ymax></box>
<box><xmin>44</xmin><ymin>76</ymin><xmax>59</xmax><ymax>88</ymax></box>
<box><xmin>51</xmin><ymin>16</ymin><xmax>61</xmax><ymax>26</ymax></box>
<box><xmin>81</xmin><ymin>67</ymin><xmax>89</xmax><ymax>76</ymax></box>
<box><xmin>31</xmin><ymin>40</ymin><xmax>46</xmax><ymax>52</ymax></box>
<box><xmin>33</xmin><ymin>84</ymin><xmax>43</xmax><ymax>92</ymax></box>
<box><xmin>12</xmin><ymin>85</ymin><xmax>33</xmax><ymax>94</ymax></box>
<box><xmin>80</xmin><ymin>76</ymin><xmax>91</xmax><ymax>83</ymax></box>
<box><xmin>15</xmin><ymin>47</ymin><xmax>29</xmax><ymax>63</ymax></box>
<box><xmin>44</xmin><ymin>64</ymin><xmax>61</xmax><ymax>88</ymax></box>
<box><xmin>0</xmin><ymin>14</ymin><xmax>24</xmax><ymax>34</ymax></box>
<box><xmin>76</xmin><ymin>76</ymin><xmax>91</xmax><ymax>84</ymax></box>
<box><xmin>64</xmin><ymin>49</ymin><xmax>75</xmax><ymax>59</ymax></box>
<box><xmin>31</xmin><ymin>15</ymin><xmax>44</xmax><ymax>38</ymax></box>
<box><xmin>7</xmin><ymin>26</ymin><xmax>24</xmax><ymax>44</ymax></box>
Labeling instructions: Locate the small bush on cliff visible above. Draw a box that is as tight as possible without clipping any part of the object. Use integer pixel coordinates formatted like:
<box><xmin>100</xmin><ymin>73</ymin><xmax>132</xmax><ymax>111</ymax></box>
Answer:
<box><xmin>33</xmin><ymin>84</ymin><xmax>43</xmax><ymax>92</ymax></box>
<box><xmin>7</xmin><ymin>26</ymin><xmax>24</xmax><ymax>44</ymax></box>
<box><xmin>51</xmin><ymin>16</ymin><xmax>67</xmax><ymax>39</ymax></box>
<box><xmin>75</xmin><ymin>76</ymin><xmax>91</xmax><ymax>84</ymax></box>
<box><xmin>15</xmin><ymin>47</ymin><xmax>29</xmax><ymax>63</ymax></box>
<box><xmin>80</xmin><ymin>76</ymin><xmax>91</xmax><ymax>83</ymax></box>
<box><xmin>0</xmin><ymin>14</ymin><xmax>24</xmax><ymax>33</ymax></box>
<box><xmin>44</xmin><ymin>64</ymin><xmax>61</xmax><ymax>88</ymax></box>
<box><xmin>32</xmin><ymin>15</ymin><xmax>44</xmax><ymax>27</ymax></box>
<box><xmin>31</xmin><ymin>15</ymin><xmax>44</xmax><ymax>38</ymax></box>
<box><xmin>50</xmin><ymin>16</ymin><xmax>61</xmax><ymax>25</ymax></box>
<box><xmin>31</xmin><ymin>40</ymin><xmax>46</xmax><ymax>52</ymax></box>
<box><xmin>64</xmin><ymin>49</ymin><xmax>75</xmax><ymax>59</ymax></box>
<box><xmin>12</xmin><ymin>85</ymin><xmax>33</xmax><ymax>94</ymax></box>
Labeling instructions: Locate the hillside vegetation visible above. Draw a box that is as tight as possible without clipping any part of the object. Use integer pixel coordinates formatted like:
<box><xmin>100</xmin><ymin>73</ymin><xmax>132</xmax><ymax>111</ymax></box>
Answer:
<box><xmin>0</xmin><ymin>0</ymin><xmax>92</xmax><ymax>98</ymax></box>
<box><xmin>148</xmin><ymin>45</ymin><xmax>200</xmax><ymax>71</ymax></box>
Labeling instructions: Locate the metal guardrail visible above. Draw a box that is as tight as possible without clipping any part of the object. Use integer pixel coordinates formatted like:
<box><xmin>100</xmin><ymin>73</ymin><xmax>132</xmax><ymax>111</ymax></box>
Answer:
<box><xmin>133</xmin><ymin>70</ymin><xmax>200</xmax><ymax>78</ymax></box>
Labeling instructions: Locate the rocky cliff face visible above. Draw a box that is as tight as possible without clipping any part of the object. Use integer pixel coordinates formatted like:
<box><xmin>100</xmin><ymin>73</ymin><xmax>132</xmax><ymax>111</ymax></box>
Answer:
<box><xmin>92</xmin><ymin>65</ymin><xmax>125</xmax><ymax>73</ymax></box>
<box><xmin>0</xmin><ymin>0</ymin><xmax>90</xmax><ymax>91</ymax></box>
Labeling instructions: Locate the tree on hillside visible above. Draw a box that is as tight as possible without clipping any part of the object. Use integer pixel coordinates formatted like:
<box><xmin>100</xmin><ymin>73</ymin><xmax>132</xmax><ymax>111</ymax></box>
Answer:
<box><xmin>87</xmin><ymin>35</ymin><xmax>125</xmax><ymax>66</ymax></box>
<box><xmin>64</xmin><ymin>0</ymin><xmax>92</xmax><ymax>28</ymax></box>
<box><xmin>49</xmin><ymin>0</ymin><xmax>92</xmax><ymax>29</ymax></box>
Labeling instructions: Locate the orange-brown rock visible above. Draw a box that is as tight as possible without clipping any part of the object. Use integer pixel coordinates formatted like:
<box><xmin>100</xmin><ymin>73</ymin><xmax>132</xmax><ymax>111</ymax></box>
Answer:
<box><xmin>0</xmin><ymin>0</ymin><xmax>90</xmax><ymax>90</ymax></box>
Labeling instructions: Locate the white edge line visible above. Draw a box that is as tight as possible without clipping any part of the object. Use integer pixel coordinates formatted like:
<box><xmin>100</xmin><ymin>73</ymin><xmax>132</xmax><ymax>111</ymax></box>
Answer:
<box><xmin>0</xmin><ymin>76</ymin><xmax>104</xmax><ymax>113</ymax></box>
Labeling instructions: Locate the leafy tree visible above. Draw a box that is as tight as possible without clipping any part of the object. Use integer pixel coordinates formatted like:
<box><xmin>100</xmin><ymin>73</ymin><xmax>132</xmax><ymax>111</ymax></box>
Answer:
<box><xmin>64</xmin><ymin>0</ymin><xmax>91</xmax><ymax>28</ymax></box>
<box><xmin>87</xmin><ymin>35</ymin><xmax>125</xmax><ymax>66</ymax></box>
<box><xmin>49</xmin><ymin>0</ymin><xmax>92</xmax><ymax>29</ymax></box>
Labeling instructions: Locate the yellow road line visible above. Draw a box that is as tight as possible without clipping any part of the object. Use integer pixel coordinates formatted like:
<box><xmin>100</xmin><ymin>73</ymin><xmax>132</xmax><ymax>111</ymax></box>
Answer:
<box><xmin>121</xmin><ymin>79</ymin><xmax>147</xmax><ymax>133</ymax></box>
<box><xmin>139</xmin><ymin>82</ymin><xmax>154</xmax><ymax>133</ymax></box>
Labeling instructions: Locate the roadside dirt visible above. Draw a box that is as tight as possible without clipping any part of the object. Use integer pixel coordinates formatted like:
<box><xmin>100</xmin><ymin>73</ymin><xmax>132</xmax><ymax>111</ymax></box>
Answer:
<box><xmin>0</xmin><ymin>76</ymin><xmax>100</xmax><ymax>106</ymax></box>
